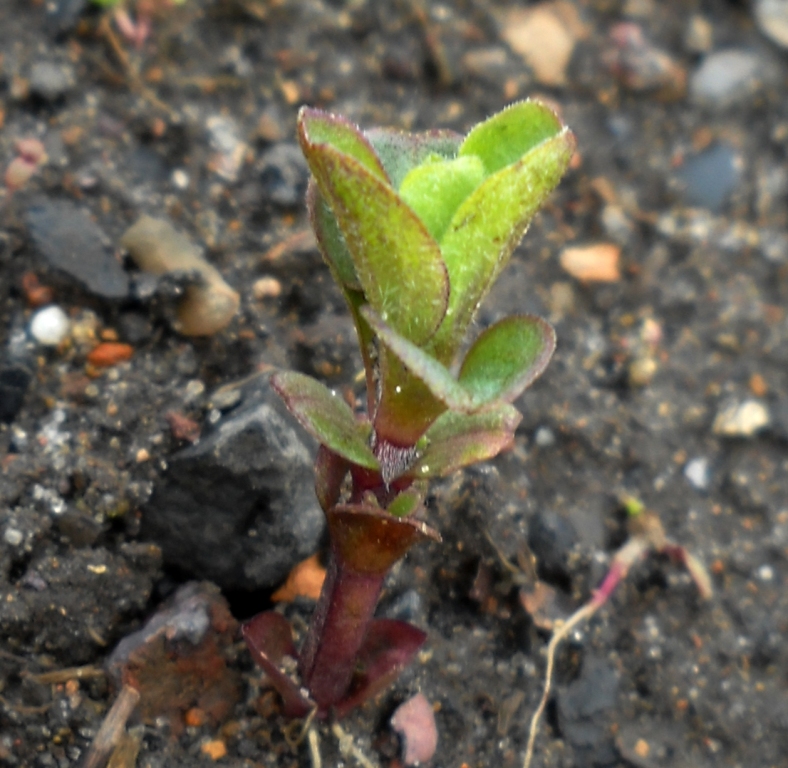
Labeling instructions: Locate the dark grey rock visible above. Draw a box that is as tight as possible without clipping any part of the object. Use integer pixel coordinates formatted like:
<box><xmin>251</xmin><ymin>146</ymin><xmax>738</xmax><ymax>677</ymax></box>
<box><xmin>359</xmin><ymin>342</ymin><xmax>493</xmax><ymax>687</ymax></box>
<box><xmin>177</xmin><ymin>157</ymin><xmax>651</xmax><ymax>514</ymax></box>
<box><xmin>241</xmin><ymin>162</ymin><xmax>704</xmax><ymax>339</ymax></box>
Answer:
<box><xmin>142</xmin><ymin>376</ymin><xmax>324</xmax><ymax>591</ymax></box>
<box><xmin>257</xmin><ymin>143</ymin><xmax>309</xmax><ymax>207</ymax></box>
<box><xmin>45</xmin><ymin>0</ymin><xmax>88</xmax><ymax>38</ymax></box>
<box><xmin>528</xmin><ymin>509</ymin><xmax>577</xmax><ymax>587</ymax></box>
<box><xmin>29</xmin><ymin>61</ymin><xmax>75</xmax><ymax>102</ymax></box>
<box><xmin>26</xmin><ymin>199</ymin><xmax>130</xmax><ymax>299</ymax></box>
<box><xmin>675</xmin><ymin>143</ymin><xmax>741</xmax><ymax>212</ymax></box>
<box><xmin>0</xmin><ymin>364</ymin><xmax>32</xmax><ymax>424</ymax></box>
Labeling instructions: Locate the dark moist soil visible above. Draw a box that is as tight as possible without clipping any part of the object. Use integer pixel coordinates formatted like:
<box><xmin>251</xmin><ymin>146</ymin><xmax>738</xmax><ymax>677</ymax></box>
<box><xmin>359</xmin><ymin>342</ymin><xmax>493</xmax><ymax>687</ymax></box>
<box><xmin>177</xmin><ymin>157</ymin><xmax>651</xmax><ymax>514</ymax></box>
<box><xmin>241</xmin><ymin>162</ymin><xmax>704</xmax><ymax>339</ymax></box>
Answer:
<box><xmin>2</xmin><ymin>1</ymin><xmax>788</xmax><ymax>767</ymax></box>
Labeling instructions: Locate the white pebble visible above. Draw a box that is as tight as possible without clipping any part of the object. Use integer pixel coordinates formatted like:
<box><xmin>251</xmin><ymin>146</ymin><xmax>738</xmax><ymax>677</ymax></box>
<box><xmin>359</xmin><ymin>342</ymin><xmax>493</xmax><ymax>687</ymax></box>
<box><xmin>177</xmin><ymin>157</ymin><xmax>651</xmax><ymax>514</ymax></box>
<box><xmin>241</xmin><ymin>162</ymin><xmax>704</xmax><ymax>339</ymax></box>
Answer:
<box><xmin>171</xmin><ymin>168</ymin><xmax>190</xmax><ymax>190</ymax></box>
<box><xmin>534</xmin><ymin>426</ymin><xmax>556</xmax><ymax>447</ymax></box>
<box><xmin>252</xmin><ymin>276</ymin><xmax>283</xmax><ymax>300</ymax></box>
<box><xmin>684</xmin><ymin>457</ymin><xmax>710</xmax><ymax>490</ymax></box>
<box><xmin>712</xmin><ymin>400</ymin><xmax>770</xmax><ymax>437</ymax></box>
<box><xmin>756</xmin><ymin>564</ymin><xmax>774</xmax><ymax>582</ymax></box>
<box><xmin>30</xmin><ymin>305</ymin><xmax>70</xmax><ymax>346</ymax></box>
<box><xmin>3</xmin><ymin>527</ymin><xmax>24</xmax><ymax>546</ymax></box>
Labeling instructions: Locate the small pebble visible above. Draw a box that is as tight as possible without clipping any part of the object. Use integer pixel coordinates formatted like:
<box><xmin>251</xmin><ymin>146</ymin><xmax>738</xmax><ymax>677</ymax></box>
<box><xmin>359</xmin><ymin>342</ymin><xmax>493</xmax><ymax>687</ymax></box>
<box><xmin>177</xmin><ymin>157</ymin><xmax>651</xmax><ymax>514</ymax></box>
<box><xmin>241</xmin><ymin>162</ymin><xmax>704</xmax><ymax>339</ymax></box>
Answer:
<box><xmin>501</xmin><ymin>3</ymin><xmax>582</xmax><ymax>87</ymax></box>
<box><xmin>604</xmin><ymin>22</ymin><xmax>687</xmax><ymax>99</ymax></box>
<box><xmin>30</xmin><ymin>305</ymin><xmax>70</xmax><ymax>346</ymax></box>
<box><xmin>756</xmin><ymin>564</ymin><xmax>774</xmax><ymax>582</ymax></box>
<box><xmin>690</xmin><ymin>49</ymin><xmax>767</xmax><ymax>108</ymax></box>
<box><xmin>675</xmin><ymin>143</ymin><xmax>742</xmax><ymax>212</ymax></box>
<box><xmin>685</xmin><ymin>14</ymin><xmax>713</xmax><ymax>53</ymax></box>
<box><xmin>171</xmin><ymin>169</ymin><xmax>190</xmax><ymax>190</ymax></box>
<box><xmin>560</xmin><ymin>243</ymin><xmax>621</xmax><ymax>282</ymax></box>
<box><xmin>210</xmin><ymin>387</ymin><xmax>242</xmax><ymax>411</ymax></box>
<box><xmin>27</xmin><ymin>199</ymin><xmax>130</xmax><ymax>299</ymax></box>
<box><xmin>712</xmin><ymin>400</ymin><xmax>770</xmax><ymax>437</ymax></box>
<box><xmin>684</xmin><ymin>457</ymin><xmax>710</xmax><ymax>490</ymax></box>
<box><xmin>206</xmin><ymin>115</ymin><xmax>247</xmax><ymax>183</ymax></box>
<box><xmin>391</xmin><ymin>693</ymin><xmax>438</xmax><ymax>766</ymax></box>
<box><xmin>121</xmin><ymin>216</ymin><xmax>239</xmax><ymax>336</ymax></box>
<box><xmin>29</xmin><ymin>61</ymin><xmax>75</xmax><ymax>101</ymax></box>
<box><xmin>252</xmin><ymin>276</ymin><xmax>283</xmax><ymax>300</ymax></box>
<box><xmin>183</xmin><ymin>379</ymin><xmax>206</xmax><ymax>403</ymax></box>
<box><xmin>754</xmin><ymin>0</ymin><xmax>788</xmax><ymax>48</ymax></box>
<box><xmin>534</xmin><ymin>426</ymin><xmax>556</xmax><ymax>447</ymax></box>
<box><xmin>87</xmin><ymin>342</ymin><xmax>133</xmax><ymax>367</ymax></box>
<box><xmin>628</xmin><ymin>356</ymin><xmax>657</xmax><ymax>387</ymax></box>
<box><xmin>257</xmin><ymin>143</ymin><xmax>309</xmax><ymax>207</ymax></box>
<box><xmin>601</xmin><ymin>204</ymin><xmax>634</xmax><ymax>245</ymax></box>
<box><xmin>3</xmin><ymin>527</ymin><xmax>24</xmax><ymax>547</ymax></box>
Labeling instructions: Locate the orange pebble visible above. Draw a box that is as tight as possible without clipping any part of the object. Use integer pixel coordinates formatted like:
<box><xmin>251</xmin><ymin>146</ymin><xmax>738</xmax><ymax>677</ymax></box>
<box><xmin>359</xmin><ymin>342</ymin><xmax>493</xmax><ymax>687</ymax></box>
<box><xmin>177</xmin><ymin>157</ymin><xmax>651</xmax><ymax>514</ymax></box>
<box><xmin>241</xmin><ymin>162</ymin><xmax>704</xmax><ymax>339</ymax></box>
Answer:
<box><xmin>21</xmin><ymin>272</ymin><xmax>54</xmax><ymax>307</ymax></box>
<box><xmin>200</xmin><ymin>739</ymin><xmax>227</xmax><ymax>760</ymax></box>
<box><xmin>184</xmin><ymin>707</ymin><xmax>206</xmax><ymax>727</ymax></box>
<box><xmin>86</xmin><ymin>342</ymin><xmax>133</xmax><ymax>367</ymax></box>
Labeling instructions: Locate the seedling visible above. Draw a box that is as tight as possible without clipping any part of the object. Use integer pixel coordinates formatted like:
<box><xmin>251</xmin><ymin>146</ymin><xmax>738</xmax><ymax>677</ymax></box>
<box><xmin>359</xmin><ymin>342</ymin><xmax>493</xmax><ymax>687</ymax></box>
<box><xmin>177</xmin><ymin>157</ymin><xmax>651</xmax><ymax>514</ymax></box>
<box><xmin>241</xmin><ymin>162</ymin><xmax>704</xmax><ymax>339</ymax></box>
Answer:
<box><xmin>522</xmin><ymin>498</ymin><xmax>712</xmax><ymax>768</ymax></box>
<box><xmin>90</xmin><ymin>0</ymin><xmax>186</xmax><ymax>48</ymax></box>
<box><xmin>243</xmin><ymin>101</ymin><xmax>575</xmax><ymax>719</ymax></box>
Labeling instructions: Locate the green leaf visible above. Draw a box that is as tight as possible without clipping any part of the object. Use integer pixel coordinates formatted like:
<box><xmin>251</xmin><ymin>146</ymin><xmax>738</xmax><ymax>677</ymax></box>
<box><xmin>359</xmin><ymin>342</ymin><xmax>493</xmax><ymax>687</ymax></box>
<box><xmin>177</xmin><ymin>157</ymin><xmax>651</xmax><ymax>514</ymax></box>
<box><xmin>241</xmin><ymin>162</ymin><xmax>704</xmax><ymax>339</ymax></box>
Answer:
<box><xmin>458</xmin><ymin>315</ymin><xmax>556</xmax><ymax>405</ymax></box>
<box><xmin>360</xmin><ymin>306</ymin><xmax>473</xmax><ymax>412</ymax></box>
<box><xmin>271</xmin><ymin>371</ymin><xmax>378</xmax><ymax>470</ymax></box>
<box><xmin>386</xmin><ymin>489</ymin><xmax>423</xmax><ymax>518</ymax></box>
<box><xmin>365</xmin><ymin>128</ymin><xmax>463</xmax><ymax>189</ymax></box>
<box><xmin>459</xmin><ymin>99</ymin><xmax>564</xmax><ymax>175</ymax></box>
<box><xmin>307</xmin><ymin>182</ymin><xmax>361</xmax><ymax>290</ymax></box>
<box><xmin>429</xmin><ymin>128</ymin><xmax>575</xmax><ymax>359</ymax></box>
<box><xmin>413</xmin><ymin>404</ymin><xmax>522</xmax><ymax>478</ymax></box>
<box><xmin>301</xmin><ymin>142</ymin><xmax>449</xmax><ymax>345</ymax></box>
<box><xmin>299</xmin><ymin>108</ymin><xmax>387</xmax><ymax>182</ymax></box>
<box><xmin>398</xmin><ymin>155</ymin><xmax>485</xmax><ymax>242</ymax></box>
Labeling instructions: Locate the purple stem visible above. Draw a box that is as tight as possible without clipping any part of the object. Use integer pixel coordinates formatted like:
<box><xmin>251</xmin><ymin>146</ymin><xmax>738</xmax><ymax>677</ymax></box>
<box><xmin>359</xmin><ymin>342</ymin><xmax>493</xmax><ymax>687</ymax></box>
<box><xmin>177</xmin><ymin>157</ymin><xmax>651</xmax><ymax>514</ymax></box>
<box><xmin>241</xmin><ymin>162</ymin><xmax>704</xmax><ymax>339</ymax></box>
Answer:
<box><xmin>298</xmin><ymin>551</ymin><xmax>386</xmax><ymax>713</ymax></box>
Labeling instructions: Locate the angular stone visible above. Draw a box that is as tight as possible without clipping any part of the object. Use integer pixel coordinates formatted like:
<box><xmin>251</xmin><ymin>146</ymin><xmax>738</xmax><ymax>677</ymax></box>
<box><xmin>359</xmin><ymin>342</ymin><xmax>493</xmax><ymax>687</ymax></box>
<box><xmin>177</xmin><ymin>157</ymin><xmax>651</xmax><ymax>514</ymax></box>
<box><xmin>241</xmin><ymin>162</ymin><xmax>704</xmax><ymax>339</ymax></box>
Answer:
<box><xmin>27</xmin><ymin>199</ymin><xmax>129</xmax><ymax>299</ymax></box>
<box><xmin>142</xmin><ymin>375</ymin><xmax>325</xmax><ymax>590</ymax></box>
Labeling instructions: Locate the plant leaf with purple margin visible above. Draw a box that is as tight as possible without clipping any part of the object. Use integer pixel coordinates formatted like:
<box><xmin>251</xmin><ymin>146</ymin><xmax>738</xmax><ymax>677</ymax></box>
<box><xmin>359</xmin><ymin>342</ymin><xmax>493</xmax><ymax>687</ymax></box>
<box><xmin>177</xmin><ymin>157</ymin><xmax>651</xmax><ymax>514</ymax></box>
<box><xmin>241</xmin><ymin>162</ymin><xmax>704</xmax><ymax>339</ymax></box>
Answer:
<box><xmin>299</xmin><ymin>137</ymin><xmax>448</xmax><ymax>345</ymax></box>
<box><xmin>360</xmin><ymin>305</ymin><xmax>474</xmax><ymax>412</ymax></box>
<box><xmin>271</xmin><ymin>371</ymin><xmax>378</xmax><ymax>470</ymax></box>
<box><xmin>299</xmin><ymin>107</ymin><xmax>388</xmax><ymax>181</ymax></box>
<box><xmin>413</xmin><ymin>404</ymin><xmax>522</xmax><ymax>478</ymax></box>
<box><xmin>458</xmin><ymin>315</ymin><xmax>556</xmax><ymax>405</ymax></box>
<box><xmin>429</xmin><ymin>129</ymin><xmax>575</xmax><ymax>360</ymax></box>
<box><xmin>459</xmin><ymin>99</ymin><xmax>564</xmax><ymax>175</ymax></box>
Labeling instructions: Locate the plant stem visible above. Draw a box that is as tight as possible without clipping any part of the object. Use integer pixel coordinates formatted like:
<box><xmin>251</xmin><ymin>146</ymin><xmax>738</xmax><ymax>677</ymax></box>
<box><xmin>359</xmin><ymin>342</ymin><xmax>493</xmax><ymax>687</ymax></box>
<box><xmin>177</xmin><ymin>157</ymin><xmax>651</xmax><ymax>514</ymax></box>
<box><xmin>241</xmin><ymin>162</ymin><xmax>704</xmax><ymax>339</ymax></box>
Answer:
<box><xmin>298</xmin><ymin>551</ymin><xmax>386</xmax><ymax>713</ymax></box>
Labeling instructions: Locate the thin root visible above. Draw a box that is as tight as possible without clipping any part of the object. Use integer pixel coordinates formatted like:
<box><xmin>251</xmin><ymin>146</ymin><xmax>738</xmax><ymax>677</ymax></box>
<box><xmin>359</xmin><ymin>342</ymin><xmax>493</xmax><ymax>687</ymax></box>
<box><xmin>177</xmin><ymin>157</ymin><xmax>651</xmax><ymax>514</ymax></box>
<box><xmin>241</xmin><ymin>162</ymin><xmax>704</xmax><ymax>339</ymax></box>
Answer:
<box><xmin>308</xmin><ymin>725</ymin><xmax>322</xmax><ymax>768</ymax></box>
<box><xmin>331</xmin><ymin>722</ymin><xmax>379</xmax><ymax>768</ymax></box>
<box><xmin>522</xmin><ymin>601</ymin><xmax>599</xmax><ymax>768</ymax></box>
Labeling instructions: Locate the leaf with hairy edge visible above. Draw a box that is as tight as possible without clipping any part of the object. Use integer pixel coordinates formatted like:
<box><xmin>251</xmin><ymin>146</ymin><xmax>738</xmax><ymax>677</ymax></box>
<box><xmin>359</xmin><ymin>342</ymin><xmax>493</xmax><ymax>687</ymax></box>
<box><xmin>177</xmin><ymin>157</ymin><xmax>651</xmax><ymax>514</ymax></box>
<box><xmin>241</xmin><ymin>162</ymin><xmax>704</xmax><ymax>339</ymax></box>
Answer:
<box><xmin>298</xmin><ymin>108</ymin><xmax>388</xmax><ymax>182</ymax></box>
<box><xmin>459</xmin><ymin>99</ymin><xmax>564</xmax><ymax>175</ymax></box>
<box><xmin>458</xmin><ymin>315</ymin><xmax>556</xmax><ymax>405</ymax></box>
<box><xmin>430</xmin><ymin>129</ymin><xmax>575</xmax><ymax>359</ymax></box>
<box><xmin>412</xmin><ymin>405</ymin><xmax>522</xmax><ymax>478</ymax></box>
<box><xmin>302</xmin><ymin>144</ymin><xmax>448</xmax><ymax>345</ymax></box>
<box><xmin>360</xmin><ymin>306</ymin><xmax>473</xmax><ymax>412</ymax></box>
<box><xmin>365</xmin><ymin>128</ymin><xmax>463</xmax><ymax>190</ymax></box>
<box><xmin>271</xmin><ymin>371</ymin><xmax>378</xmax><ymax>470</ymax></box>
<box><xmin>308</xmin><ymin>182</ymin><xmax>361</xmax><ymax>290</ymax></box>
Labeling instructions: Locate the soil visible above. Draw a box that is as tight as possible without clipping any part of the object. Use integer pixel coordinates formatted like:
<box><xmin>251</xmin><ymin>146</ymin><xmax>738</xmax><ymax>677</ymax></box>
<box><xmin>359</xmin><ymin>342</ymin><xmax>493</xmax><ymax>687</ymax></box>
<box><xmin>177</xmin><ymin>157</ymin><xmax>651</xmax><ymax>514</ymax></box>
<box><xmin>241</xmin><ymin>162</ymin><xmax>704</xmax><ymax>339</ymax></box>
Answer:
<box><xmin>1</xmin><ymin>1</ymin><xmax>788</xmax><ymax>767</ymax></box>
